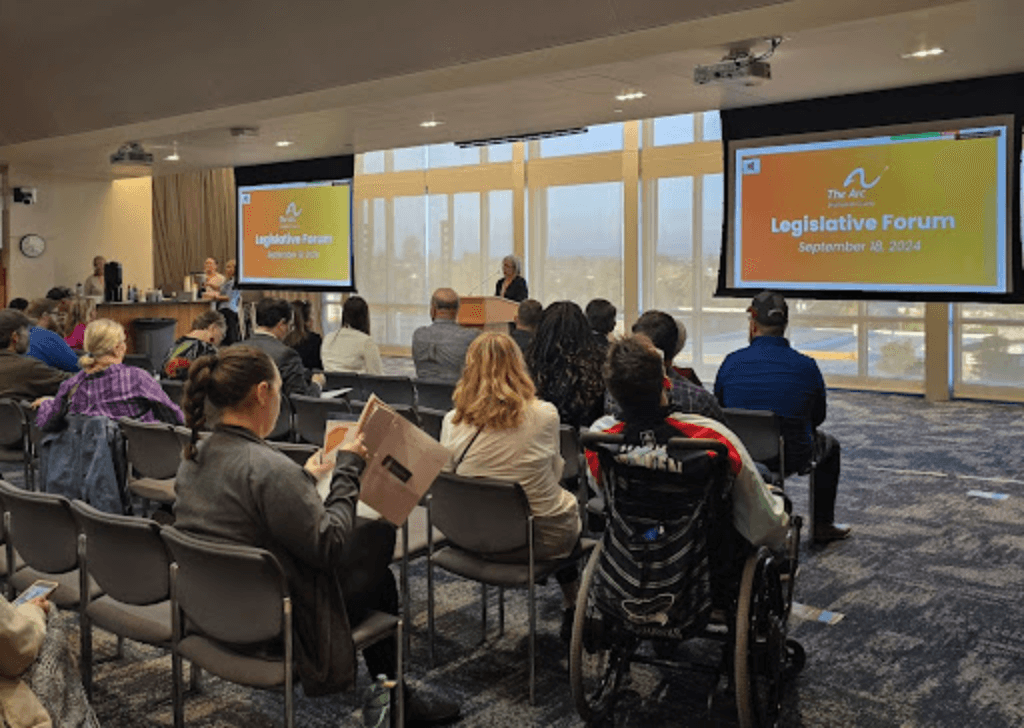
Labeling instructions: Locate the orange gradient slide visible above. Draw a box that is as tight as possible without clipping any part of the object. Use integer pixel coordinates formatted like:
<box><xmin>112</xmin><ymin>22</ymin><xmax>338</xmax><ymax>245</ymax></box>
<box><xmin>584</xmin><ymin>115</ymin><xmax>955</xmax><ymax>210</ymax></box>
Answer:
<box><xmin>238</xmin><ymin>181</ymin><xmax>353</xmax><ymax>287</ymax></box>
<box><xmin>731</xmin><ymin>121</ymin><xmax>1009</xmax><ymax>294</ymax></box>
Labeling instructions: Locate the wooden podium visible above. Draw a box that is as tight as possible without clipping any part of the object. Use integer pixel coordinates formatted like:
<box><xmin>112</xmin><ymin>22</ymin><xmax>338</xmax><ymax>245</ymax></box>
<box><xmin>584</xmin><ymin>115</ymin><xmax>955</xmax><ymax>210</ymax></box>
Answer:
<box><xmin>457</xmin><ymin>296</ymin><xmax>519</xmax><ymax>331</ymax></box>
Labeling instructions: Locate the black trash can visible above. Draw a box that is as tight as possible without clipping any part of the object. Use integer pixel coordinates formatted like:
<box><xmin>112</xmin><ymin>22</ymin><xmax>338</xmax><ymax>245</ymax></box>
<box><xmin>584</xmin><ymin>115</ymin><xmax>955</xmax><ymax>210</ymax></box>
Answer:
<box><xmin>133</xmin><ymin>317</ymin><xmax>178</xmax><ymax>374</ymax></box>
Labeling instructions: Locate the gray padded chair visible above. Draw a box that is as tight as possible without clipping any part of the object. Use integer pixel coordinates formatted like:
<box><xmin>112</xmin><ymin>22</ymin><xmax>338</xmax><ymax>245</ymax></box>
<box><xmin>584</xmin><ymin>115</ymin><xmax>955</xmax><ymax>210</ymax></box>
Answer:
<box><xmin>71</xmin><ymin>501</ymin><xmax>174</xmax><ymax>698</ymax></box>
<box><xmin>323</xmin><ymin>372</ymin><xmax>364</xmax><ymax>401</ymax></box>
<box><xmin>289</xmin><ymin>394</ymin><xmax>355</xmax><ymax>446</ymax></box>
<box><xmin>417</xmin><ymin>407</ymin><xmax>447</xmax><ymax>442</ymax></box>
<box><xmin>160</xmin><ymin>379</ymin><xmax>185</xmax><ymax>409</ymax></box>
<box><xmin>267</xmin><ymin>393</ymin><xmax>294</xmax><ymax>442</ymax></box>
<box><xmin>120</xmin><ymin>418</ymin><xmax>181</xmax><ymax>516</ymax></box>
<box><xmin>161</xmin><ymin>526</ymin><xmax>403</xmax><ymax>728</ymax></box>
<box><xmin>425</xmin><ymin>472</ymin><xmax>595</xmax><ymax>704</ymax></box>
<box><xmin>414</xmin><ymin>380</ymin><xmax>455</xmax><ymax>412</ymax></box>
<box><xmin>0</xmin><ymin>399</ymin><xmax>27</xmax><ymax>484</ymax></box>
<box><xmin>559</xmin><ymin>424</ymin><xmax>585</xmax><ymax>501</ymax></box>
<box><xmin>360</xmin><ymin>374</ymin><xmax>416</xmax><ymax>408</ymax></box>
<box><xmin>270</xmin><ymin>442</ymin><xmax>319</xmax><ymax>467</ymax></box>
<box><xmin>723</xmin><ymin>406</ymin><xmax>817</xmax><ymax>534</ymax></box>
<box><xmin>0</xmin><ymin>479</ymin><xmax>101</xmax><ymax>609</ymax></box>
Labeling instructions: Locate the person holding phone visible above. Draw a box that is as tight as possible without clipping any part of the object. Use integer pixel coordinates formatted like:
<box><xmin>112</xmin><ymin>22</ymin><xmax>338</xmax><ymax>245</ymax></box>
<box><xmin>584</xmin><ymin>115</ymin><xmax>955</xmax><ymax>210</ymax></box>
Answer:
<box><xmin>173</xmin><ymin>346</ymin><xmax>459</xmax><ymax>725</ymax></box>
<box><xmin>0</xmin><ymin>591</ymin><xmax>100</xmax><ymax>727</ymax></box>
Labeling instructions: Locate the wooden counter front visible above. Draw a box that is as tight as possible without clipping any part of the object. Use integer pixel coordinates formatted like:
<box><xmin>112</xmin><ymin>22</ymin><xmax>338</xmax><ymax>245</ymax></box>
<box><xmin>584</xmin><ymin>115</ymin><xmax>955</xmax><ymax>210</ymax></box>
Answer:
<box><xmin>97</xmin><ymin>301</ymin><xmax>214</xmax><ymax>353</ymax></box>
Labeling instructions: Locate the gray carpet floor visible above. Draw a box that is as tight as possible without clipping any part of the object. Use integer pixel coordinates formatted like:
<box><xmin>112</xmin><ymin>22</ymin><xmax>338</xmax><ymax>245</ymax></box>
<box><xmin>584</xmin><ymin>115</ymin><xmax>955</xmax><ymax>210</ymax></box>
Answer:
<box><xmin>6</xmin><ymin>383</ymin><xmax>1024</xmax><ymax>727</ymax></box>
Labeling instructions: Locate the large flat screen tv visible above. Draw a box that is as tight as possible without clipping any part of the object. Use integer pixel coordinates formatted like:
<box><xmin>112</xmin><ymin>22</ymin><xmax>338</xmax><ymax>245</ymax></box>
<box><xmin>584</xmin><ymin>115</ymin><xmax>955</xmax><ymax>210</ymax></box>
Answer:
<box><xmin>719</xmin><ymin>115</ymin><xmax>1015</xmax><ymax>300</ymax></box>
<box><xmin>235</xmin><ymin>155</ymin><xmax>355</xmax><ymax>291</ymax></box>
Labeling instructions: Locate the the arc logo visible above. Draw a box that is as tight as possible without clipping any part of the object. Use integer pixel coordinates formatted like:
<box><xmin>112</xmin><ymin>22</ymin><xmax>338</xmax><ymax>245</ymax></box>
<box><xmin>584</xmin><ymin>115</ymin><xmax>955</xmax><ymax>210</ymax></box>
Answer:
<box><xmin>279</xmin><ymin>201</ymin><xmax>302</xmax><ymax>227</ymax></box>
<box><xmin>829</xmin><ymin>166</ymin><xmax>887</xmax><ymax>204</ymax></box>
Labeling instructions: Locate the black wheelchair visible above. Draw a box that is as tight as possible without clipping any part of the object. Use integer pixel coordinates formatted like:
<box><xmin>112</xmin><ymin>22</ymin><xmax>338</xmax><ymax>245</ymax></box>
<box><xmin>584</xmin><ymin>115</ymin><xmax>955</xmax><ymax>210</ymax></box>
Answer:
<box><xmin>571</xmin><ymin>433</ymin><xmax>804</xmax><ymax>727</ymax></box>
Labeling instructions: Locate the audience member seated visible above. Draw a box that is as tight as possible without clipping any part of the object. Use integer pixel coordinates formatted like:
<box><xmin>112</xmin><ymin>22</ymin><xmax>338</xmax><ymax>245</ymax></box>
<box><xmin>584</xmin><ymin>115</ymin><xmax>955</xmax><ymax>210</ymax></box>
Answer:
<box><xmin>713</xmin><ymin>291</ymin><xmax>849</xmax><ymax>544</ymax></box>
<box><xmin>24</xmin><ymin>299</ymin><xmax>80</xmax><ymax>372</ymax></box>
<box><xmin>510</xmin><ymin>298</ymin><xmax>541</xmax><ymax>353</ymax></box>
<box><xmin>495</xmin><ymin>254</ymin><xmax>529</xmax><ymax>302</ymax></box>
<box><xmin>525</xmin><ymin>301</ymin><xmax>605</xmax><ymax>429</ymax></box>
<box><xmin>589</xmin><ymin>335</ymin><xmax>789</xmax><ymax>551</ymax></box>
<box><xmin>621</xmin><ymin>310</ymin><xmax>727</xmax><ymax>425</ymax></box>
<box><xmin>321</xmin><ymin>295</ymin><xmax>383</xmax><ymax>375</ymax></box>
<box><xmin>7</xmin><ymin>298</ymin><xmax>28</xmax><ymax>312</ymax></box>
<box><xmin>241</xmin><ymin>298</ymin><xmax>324</xmax><ymax>397</ymax></box>
<box><xmin>35</xmin><ymin>319</ymin><xmax>183</xmax><ymax>429</ymax></box>
<box><xmin>585</xmin><ymin>298</ymin><xmax>617</xmax><ymax>354</ymax></box>
<box><xmin>63</xmin><ymin>297</ymin><xmax>97</xmax><ymax>350</ymax></box>
<box><xmin>0</xmin><ymin>592</ymin><xmax>101</xmax><ymax>728</ymax></box>
<box><xmin>173</xmin><ymin>347</ymin><xmax>459</xmax><ymax>724</ymax></box>
<box><xmin>284</xmin><ymin>299</ymin><xmax>323</xmax><ymax>372</ymax></box>
<box><xmin>411</xmin><ymin>288</ymin><xmax>478</xmax><ymax>384</ymax></box>
<box><xmin>162</xmin><ymin>311</ymin><xmax>227</xmax><ymax>380</ymax></box>
<box><xmin>0</xmin><ymin>310</ymin><xmax>71</xmax><ymax>399</ymax></box>
<box><xmin>439</xmin><ymin>332</ymin><xmax>582</xmax><ymax>641</ymax></box>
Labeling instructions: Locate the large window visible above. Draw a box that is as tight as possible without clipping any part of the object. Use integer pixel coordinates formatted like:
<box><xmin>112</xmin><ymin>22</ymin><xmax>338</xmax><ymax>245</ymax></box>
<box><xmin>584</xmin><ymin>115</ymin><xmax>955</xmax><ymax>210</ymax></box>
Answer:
<box><xmin>341</xmin><ymin>112</ymin><xmax>1016</xmax><ymax>401</ymax></box>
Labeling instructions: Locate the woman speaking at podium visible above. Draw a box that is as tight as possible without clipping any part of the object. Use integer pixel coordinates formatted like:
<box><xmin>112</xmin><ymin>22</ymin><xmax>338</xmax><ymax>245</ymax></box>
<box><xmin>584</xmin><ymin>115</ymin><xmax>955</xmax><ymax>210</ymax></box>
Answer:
<box><xmin>495</xmin><ymin>254</ymin><xmax>528</xmax><ymax>302</ymax></box>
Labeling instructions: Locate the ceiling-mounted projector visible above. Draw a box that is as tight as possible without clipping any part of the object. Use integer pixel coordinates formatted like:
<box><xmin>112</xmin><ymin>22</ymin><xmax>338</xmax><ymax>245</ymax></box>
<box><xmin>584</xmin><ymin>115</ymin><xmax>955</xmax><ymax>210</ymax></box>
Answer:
<box><xmin>110</xmin><ymin>142</ymin><xmax>154</xmax><ymax>166</ymax></box>
<box><xmin>694</xmin><ymin>37</ymin><xmax>782</xmax><ymax>87</ymax></box>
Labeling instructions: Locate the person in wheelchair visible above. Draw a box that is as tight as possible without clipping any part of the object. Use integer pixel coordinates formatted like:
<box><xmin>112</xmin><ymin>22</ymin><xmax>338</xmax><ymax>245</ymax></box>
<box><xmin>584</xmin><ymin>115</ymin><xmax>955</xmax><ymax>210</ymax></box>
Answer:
<box><xmin>587</xmin><ymin>335</ymin><xmax>789</xmax><ymax>551</ymax></box>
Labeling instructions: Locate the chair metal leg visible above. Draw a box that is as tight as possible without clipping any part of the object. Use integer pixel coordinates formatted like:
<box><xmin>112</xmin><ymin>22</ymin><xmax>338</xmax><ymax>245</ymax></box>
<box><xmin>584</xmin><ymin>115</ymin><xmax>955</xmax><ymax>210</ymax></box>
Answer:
<box><xmin>400</xmin><ymin>520</ymin><xmax>411</xmax><ymax>662</ymax></box>
<box><xmin>115</xmin><ymin>635</ymin><xmax>125</xmax><ymax>659</ymax></box>
<box><xmin>498</xmin><ymin>586</ymin><xmax>505</xmax><ymax>636</ymax></box>
<box><xmin>808</xmin><ymin>466</ymin><xmax>816</xmax><ymax>539</ymax></box>
<box><xmin>528</xmin><ymin>516</ymin><xmax>536</xmax><ymax>705</ymax></box>
<box><xmin>395</xmin><ymin>619</ymin><xmax>405</xmax><ymax>728</ymax></box>
<box><xmin>480</xmin><ymin>583</ymin><xmax>488</xmax><ymax>644</ymax></box>
<box><xmin>426</xmin><ymin>497</ymin><xmax>436</xmax><ymax>668</ymax></box>
<box><xmin>189</xmin><ymin>663</ymin><xmax>202</xmax><ymax>693</ymax></box>
<box><xmin>284</xmin><ymin>597</ymin><xmax>294</xmax><ymax>728</ymax></box>
<box><xmin>78</xmin><ymin>535</ymin><xmax>93</xmax><ymax>699</ymax></box>
<box><xmin>170</xmin><ymin>565</ymin><xmax>184</xmax><ymax>728</ymax></box>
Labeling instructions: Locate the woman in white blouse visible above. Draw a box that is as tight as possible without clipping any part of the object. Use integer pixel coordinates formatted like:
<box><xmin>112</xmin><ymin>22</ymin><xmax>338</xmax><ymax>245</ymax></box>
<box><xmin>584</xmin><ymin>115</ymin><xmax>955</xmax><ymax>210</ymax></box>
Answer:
<box><xmin>439</xmin><ymin>331</ymin><xmax>581</xmax><ymax>640</ymax></box>
<box><xmin>321</xmin><ymin>296</ymin><xmax>383</xmax><ymax>374</ymax></box>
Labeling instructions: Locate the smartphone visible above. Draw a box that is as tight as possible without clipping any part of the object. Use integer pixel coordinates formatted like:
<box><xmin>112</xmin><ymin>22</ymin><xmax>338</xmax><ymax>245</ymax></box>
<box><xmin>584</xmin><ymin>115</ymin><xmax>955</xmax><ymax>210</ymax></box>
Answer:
<box><xmin>12</xmin><ymin>580</ymin><xmax>59</xmax><ymax>607</ymax></box>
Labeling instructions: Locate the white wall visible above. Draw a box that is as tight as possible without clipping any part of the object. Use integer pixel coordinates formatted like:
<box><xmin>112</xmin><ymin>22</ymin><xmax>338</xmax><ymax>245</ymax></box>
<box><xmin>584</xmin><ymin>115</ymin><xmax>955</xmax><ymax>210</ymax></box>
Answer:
<box><xmin>6</xmin><ymin>170</ymin><xmax>153</xmax><ymax>301</ymax></box>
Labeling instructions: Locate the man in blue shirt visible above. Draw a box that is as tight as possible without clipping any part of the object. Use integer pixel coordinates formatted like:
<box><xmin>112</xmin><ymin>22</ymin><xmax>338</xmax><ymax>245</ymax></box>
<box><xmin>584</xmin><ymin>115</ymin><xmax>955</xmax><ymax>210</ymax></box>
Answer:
<box><xmin>25</xmin><ymin>298</ymin><xmax>81</xmax><ymax>372</ymax></box>
<box><xmin>714</xmin><ymin>291</ymin><xmax>849</xmax><ymax>544</ymax></box>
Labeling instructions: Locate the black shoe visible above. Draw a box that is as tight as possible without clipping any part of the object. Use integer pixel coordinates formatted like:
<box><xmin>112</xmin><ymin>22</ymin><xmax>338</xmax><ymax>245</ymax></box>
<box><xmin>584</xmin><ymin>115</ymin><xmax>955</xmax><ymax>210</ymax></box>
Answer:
<box><xmin>813</xmin><ymin>522</ymin><xmax>851</xmax><ymax>544</ymax></box>
<box><xmin>560</xmin><ymin>606</ymin><xmax>575</xmax><ymax>644</ymax></box>
<box><xmin>402</xmin><ymin>685</ymin><xmax>461</xmax><ymax>727</ymax></box>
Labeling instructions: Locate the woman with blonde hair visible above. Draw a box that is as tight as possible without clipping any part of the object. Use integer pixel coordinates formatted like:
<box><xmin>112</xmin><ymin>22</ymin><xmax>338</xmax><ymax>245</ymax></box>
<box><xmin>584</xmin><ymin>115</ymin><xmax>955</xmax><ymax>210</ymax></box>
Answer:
<box><xmin>439</xmin><ymin>331</ymin><xmax>581</xmax><ymax>639</ymax></box>
<box><xmin>62</xmin><ymin>297</ymin><xmax>97</xmax><ymax>350</ymax></box>
<box><xmin>36</xmin><ymin>319</ymin><xmax>183</xmax><ymax>429</ymax></box>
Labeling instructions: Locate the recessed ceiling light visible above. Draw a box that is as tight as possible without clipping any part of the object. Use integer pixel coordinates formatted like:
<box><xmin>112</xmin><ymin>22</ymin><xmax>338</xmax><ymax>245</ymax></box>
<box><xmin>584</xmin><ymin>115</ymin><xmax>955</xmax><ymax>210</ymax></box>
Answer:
<box><xmin>901</xmin><ymin>47</ymin><xmax>944</xmax><ymax>59</ymax></box>
<box><xmin>275</xmin><ymin>140</ymin><xmax>294</xmax><ymax>147</ymax></box>
<box><xmin>615</xmin><ymin>91</ymin><xmax>646</xmax><ymax>102</ymax></box>
<box><xmin>420</xmin><ymin>119</ymin><xmax>444</xmax><ymax>128</ymax></box>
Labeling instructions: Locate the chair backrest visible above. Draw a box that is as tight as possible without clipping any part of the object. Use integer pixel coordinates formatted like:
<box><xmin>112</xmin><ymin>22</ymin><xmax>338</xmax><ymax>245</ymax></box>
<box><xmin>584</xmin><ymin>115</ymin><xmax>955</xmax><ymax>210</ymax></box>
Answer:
<box><xmin>268</xmin><ymin>394</ymin><xmax>294</xmax><ymax>441</ymax></box>
<box><xmin>559</xmin><ymin>424</ymin><xmax>581</xmax><ymax>481</ymax></box>
<box><xmin>392</xmin><ymin>403</ymin><xmax>420</xmax><ymax>428</ymax></box>
<box><xmin>361</xmin><ymin>374</ymin><xmax>416</xmax><ymax>407</ymax></box>
<box><xmin>429</xmin><ymin>472</ymin><xmax>530</xmax><ymax>555</ymax></box>
<box><xmin>722</xmin><ymin>407</ymin><xmax>784</xmax><ymax>469</ymax></box>
<box><xmin>0</xmin><ymin>399</ymin><xmax>25</xmax><ymax>449</ymax></box>
<box><xmin>0</xmin><ymin>480</ymin><xmax>79</xmax><ymax>574</ymax></box>
<box><xmin>124</xmin><ymin>354</ymin><xmax>156</xmax><ymax>375</ymax></box>
<box><xmin>71</xmin><ymin>500</ymin><xmax>170</xmax><ymax>605</ymax></box>
<box><xmin>161</xmin><ymin>526</ymin><xmax>288</xmax><ymax>644</ymax></box>
<box><xmin>160</xmin><ymin>379</ymin><xmax>185</xmax><ymax>409</ymax></box>
<box><xmin>324</xmin><ymin>372</ymin><xmax>364</xmax><ymax>401</ymax></box>
<box><xmin>271</xmin><ymin>442</ymin><xmax>319</xmax><ymax>467</ymax></box>
<box><xmin>120</xmin><ymin>418</ymin><xmax>182</xmax><ymax>481</ymax></box>
<box><xmin>415</xmin><ymin>380</ymin><xmax>455</xmax><ymax>412</ymax></box>
<box><xmin>290</xmin><ymin>394</ymin><xmax>355</xmax><ymax>446</ymax></box>
<box><xmin>15</xmin><ymin>401</ymin><xmax>41</xmax><ymax>448</ymax></box>
<box><xmin>417</xmin><ymin>407</ymin><xmax>446</xmax><ymax>441</ymax></box>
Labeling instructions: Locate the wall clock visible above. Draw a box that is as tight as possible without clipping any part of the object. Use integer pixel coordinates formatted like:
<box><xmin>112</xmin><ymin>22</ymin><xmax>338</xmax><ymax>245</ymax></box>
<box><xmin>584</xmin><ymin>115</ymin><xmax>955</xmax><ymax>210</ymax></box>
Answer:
<box><xmin>19</xmin><ymin>234</ymin><xmax>46</xmax><ymax>258</ymax></box>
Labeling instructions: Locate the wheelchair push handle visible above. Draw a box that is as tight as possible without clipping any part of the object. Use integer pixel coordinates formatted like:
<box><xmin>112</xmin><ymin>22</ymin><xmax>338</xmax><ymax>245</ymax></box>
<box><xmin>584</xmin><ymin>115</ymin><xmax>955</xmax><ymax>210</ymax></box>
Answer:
<box><xmin>580</xmin><ymin>432</ymin><xmax>729</xmax><ymax>459</ymax></box>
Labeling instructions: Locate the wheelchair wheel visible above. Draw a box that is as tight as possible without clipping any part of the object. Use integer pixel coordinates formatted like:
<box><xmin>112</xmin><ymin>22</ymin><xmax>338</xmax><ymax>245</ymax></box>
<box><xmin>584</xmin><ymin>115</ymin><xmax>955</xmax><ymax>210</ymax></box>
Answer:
<box><xmin>734</xmin><ymin>547</ymin><xmax>788</xmax><ymax>728</ymax></box>
<box><xmin>570</xmin><ymin>542</ymin><xmax>633</xmax><ymax>725</ymax></box>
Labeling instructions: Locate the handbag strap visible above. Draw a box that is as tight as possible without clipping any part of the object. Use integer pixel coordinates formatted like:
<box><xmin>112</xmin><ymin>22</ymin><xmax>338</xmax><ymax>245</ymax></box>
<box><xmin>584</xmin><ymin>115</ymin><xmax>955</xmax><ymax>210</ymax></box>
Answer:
<box><xmin>453</xmin><ymin>427</ymin><xmax>483</xmax><ymax>473</ymax></box>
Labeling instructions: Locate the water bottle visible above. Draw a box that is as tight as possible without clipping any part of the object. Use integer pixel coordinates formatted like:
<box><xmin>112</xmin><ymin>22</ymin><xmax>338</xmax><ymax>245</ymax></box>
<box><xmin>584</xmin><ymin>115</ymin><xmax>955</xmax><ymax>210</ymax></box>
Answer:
<box><xmin>362</xmin><ymin>674</ymin><xmax>393</xmax><ymax>727</ymax></box>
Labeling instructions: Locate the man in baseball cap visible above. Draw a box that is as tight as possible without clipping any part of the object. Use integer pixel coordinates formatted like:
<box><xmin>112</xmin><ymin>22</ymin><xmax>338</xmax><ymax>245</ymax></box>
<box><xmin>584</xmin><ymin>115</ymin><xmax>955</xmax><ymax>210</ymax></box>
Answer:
<box><xmin>713</xmin><ymin>291</ymin><xmax>849</xmax><ymax>544</ymax></box>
